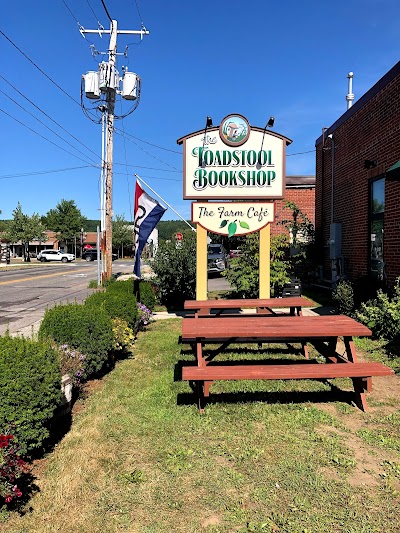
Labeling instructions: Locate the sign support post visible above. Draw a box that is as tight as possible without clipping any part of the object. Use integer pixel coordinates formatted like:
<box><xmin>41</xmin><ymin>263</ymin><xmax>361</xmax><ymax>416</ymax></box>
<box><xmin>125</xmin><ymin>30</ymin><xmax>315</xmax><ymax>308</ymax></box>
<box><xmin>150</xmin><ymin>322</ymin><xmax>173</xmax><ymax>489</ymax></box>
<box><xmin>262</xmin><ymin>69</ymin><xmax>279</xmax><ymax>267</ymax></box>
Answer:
<box><xmin>259</xmin><ymin>224</ymin><xmax>271</xmax><ymax>298</ymax></box>
<box><xmin>196</xmin><ymin>225</ymin><xmax>208</xmax><ymax>300</ymax></box>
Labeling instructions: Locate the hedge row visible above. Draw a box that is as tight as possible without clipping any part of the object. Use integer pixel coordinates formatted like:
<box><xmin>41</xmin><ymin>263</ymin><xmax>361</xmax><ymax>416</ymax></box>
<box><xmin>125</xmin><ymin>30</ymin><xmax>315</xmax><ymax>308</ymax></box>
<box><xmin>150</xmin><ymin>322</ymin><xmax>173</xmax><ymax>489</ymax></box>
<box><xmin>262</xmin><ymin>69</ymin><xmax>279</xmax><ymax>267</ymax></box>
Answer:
<box><xmin>0</xmin><ymin>278</ymin><xmax>156</xmax><ymax>458</ymax></box>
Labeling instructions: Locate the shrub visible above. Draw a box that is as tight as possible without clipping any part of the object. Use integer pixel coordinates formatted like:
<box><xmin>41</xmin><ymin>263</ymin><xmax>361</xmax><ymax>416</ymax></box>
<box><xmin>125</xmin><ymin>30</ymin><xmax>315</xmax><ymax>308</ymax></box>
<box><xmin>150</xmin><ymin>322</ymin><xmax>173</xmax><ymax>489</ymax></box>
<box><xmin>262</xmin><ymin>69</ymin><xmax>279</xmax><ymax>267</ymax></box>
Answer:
<box><xmin>223</xmin><ymin>233</ymin><xmax>291</xmax><ymax>298</ymax></box>
<box><xmin>57</xmin><ymin>344</ymin><xmax>86</xmax><ymax>386</ymax></box>
<box><xmin>356</xmin><ymin>277</ymin><xmax>400</xmax><ymax>342</ymax></box>
<box><xmin>38</xmin><ymin>303</ymin><xmax>114</xmax><ymax>378</ymax></box>
<box><xmin>106</xmin><ymin>278</ymin><xmax>155</xmax><ymax>311</ymax></box>
<box><xmin>0</xmin><ymin>434</ymin><xmax>29</xmax><ymax>506</ymax></box>
<box><xmin>138</xmin><ymin>281</ymin><xmax>156</xmax><ymax>311</ymax></box>
<box><xmin>0</xmin><ymin>336</ymin><xmax>61</xmax><ymax>454</ymax></box>
<box><xmin>85</xmin><ymin>290</ymin><xmax>138</xmax><ymax>330</ymax></box>
<box><xmin>152</xmin><ymin>231</ymin><xmax>197</xmax><ymax>307</ymax></box>
<box><xmin>332</xmin><ymin>280</ymin><xmax>354</xmax><ymax>316</ymax></box>
<box><xmin>112</xmin><ymin>318</ymin><xmax>136</xmax><ymax>352</ymax></box>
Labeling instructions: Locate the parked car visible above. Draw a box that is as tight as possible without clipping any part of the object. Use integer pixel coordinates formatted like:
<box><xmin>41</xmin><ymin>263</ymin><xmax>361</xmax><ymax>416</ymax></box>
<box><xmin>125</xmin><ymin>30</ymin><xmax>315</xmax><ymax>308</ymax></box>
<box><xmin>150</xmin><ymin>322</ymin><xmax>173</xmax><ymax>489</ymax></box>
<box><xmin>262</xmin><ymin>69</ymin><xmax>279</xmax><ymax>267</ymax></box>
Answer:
<box><xmin>82</xmin><ymin>249</ymin><xmax>118</xmax><ymax>262</ymax></box>
<box><xmin>37</xmin><ymin>249</ymin><xmax>75</xmax><ymax>263</ymax></box>
<box><xmin>207</xmin><ymin>244</ymin><xmax>228</xmax><ymax>274</ymax></box>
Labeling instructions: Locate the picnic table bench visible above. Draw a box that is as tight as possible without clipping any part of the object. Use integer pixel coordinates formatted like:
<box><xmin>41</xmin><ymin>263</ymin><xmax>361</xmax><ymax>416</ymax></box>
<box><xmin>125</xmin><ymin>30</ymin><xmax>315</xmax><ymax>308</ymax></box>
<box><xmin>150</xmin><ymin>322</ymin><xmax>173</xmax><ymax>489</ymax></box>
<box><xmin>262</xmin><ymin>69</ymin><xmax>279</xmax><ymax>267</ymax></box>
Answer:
<box><xmin>180</xmin><ymin>315</ymin><xmax>394</xmax><ymax>413</ymax></box>
<box><xmin>184</xmin><ymin>296</ymin><xmax>313</xmax><ymax>317</ymax></box>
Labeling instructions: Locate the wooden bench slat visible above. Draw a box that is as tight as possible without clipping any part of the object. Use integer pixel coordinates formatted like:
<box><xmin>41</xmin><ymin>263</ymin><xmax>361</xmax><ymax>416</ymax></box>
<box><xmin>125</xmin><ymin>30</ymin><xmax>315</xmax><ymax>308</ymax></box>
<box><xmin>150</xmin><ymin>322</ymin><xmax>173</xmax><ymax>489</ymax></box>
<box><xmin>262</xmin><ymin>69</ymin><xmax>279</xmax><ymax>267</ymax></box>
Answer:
<box><xmin>181</xmin><ymin>315</ymin><xmax>372</xmax><ymax>340</ymax></box>
<box><xmin>182</xmin><ymin>362</ymin><xmax>394</xmax><ymax>381</ymax></box>
<box><xmin>184</xmin><ymin>297</ymin><xmax>313</xmax><ymax>310</ymax></box>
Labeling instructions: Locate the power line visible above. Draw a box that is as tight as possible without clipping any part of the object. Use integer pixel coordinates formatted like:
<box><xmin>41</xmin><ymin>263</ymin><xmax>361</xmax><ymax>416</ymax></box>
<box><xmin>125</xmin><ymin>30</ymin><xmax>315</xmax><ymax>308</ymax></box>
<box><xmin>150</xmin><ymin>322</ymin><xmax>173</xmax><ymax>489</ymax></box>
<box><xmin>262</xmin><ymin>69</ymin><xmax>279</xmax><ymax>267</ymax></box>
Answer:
<box><xmin>0</xmin><ymin>29</ymin><xmax>81</xmax><ymax>108</ymax></box>
<box><xmin>0</xmin><ymin>106</ymin><xmax>97</xmax><ymax>166</ymax></box>
<box><xmin>86</xmin><ymin>0</ymin><xmax>102</xmax><ymax>25</ymax></box>
<box><xmin>120</xmin><ymin>112</ymin><xmax>133</xmax><ymax>219</ymax></box>
<box><xmin>0</xmin><ymin>88</ymin><xmax>99</xmax><ymax>165</ymax></box>
<box><xmin>114</xmin><ymin>172</ymin><xmax>180</xmax><ymax>182</ymax></box>
<box><xmin>100</xmin><ymin>0</ymin><xmax>113</xmax><ymax>23</ymax></box>
<box><xmin>133</xmin><ymin>0</ymin><xmax>144</xmax><ymax>25</ymax></box>
<box><xmin>60</xmin><ymin>0</ymin><xmax>80</xmax><ymax>24</ymax></box>
<box><xmin>115</xmin><ymin>129</ymin><xmax>181</xmax><ymax>171</ymax></box>
<box><xmin>0</xmin><ymin>74</ymin><xmax>100</xmax><ymax>161</ymax></box>
<box><xmin>114</xmin><ymin>127</ymin><xmax>181</xmax><ymax>154</ymax></box>
<box><xmin>0</xmin><ymin>166</ymin><xmax>95</xmax><ymax>180</ymax></box>
<box><xmin>287</xmin><ymin>149</ymin><xmax>315</xmax><ymax>157</ymax></box>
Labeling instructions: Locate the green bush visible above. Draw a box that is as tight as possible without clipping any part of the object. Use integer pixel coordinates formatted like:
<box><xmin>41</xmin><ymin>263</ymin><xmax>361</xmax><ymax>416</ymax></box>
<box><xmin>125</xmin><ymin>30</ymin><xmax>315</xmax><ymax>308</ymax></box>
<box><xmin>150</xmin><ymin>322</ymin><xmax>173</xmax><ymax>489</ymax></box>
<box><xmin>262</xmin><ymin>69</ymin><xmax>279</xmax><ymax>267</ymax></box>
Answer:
<box><xmin>85</xmin><ymin>290</ymin><xmax>138</xmax><ymax>330</ymax></box>
<box><xmin>152</xmin><ymin>231</ymin><xmax>197</xmax><ymax>306</ymax></box>
<box><xmin>356</xmin><ymin>277</ymin><xmax>400</xmax><ymax>342</ymax></box>
<box><xmin>0</xmin><ymin>335</ymin><xmax>61</xmax><ymax>455</ymax></box>
<box><xmin>38</xmin><ymin>303</ymin><xmax>114</xmax><ymax>378</ymax></box>
<box><xmin>332</xmin><ymin>280</ymin><xmax>355</xmax><ymax>316</ymax></box>
<box><xmin>138</xmin><ymin>281</ymin><xmax>156</xmax><ymax>311</ymax></box>
<box><xmin>223</xmin><ymin>233</ymin><xmax>291</xmax><ymax>298</ymax></box>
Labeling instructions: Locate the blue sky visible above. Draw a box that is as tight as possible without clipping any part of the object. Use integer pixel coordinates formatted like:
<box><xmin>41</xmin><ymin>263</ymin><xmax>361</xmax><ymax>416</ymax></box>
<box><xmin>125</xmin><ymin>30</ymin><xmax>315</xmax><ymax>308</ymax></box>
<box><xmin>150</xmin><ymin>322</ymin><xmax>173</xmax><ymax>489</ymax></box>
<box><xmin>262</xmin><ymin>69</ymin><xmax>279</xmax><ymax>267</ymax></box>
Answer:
<box><xmin>1</xmin><ymin>0</ymin><xmax>399</xmax><ymax>222</ymax></box>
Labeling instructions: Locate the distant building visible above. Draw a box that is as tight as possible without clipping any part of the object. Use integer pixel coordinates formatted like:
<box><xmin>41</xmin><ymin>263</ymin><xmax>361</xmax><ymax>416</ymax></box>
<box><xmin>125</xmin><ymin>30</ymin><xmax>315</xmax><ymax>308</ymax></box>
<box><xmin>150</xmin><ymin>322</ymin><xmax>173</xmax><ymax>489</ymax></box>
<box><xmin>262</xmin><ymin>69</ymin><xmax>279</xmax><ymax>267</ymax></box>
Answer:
<box><xmin>315</xmin><ymin>61</ymin><xmax>400</xmax><ymax>286</ymax></box>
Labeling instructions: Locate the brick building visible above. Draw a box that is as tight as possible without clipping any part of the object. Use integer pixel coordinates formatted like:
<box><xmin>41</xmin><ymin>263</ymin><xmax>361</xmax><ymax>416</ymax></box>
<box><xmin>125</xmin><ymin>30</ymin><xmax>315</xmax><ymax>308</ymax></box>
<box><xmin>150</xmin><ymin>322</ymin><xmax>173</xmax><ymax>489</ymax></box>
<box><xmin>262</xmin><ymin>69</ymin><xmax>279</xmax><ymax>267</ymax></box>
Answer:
<box><xmin>272</xmin><ymin>175</ymin><xmax>315</xmax><ymax>238</ymax></box>
<box><xmin>315</xmin><ymin>61</ymin><xmax>400</xmax><ymax>286</ymax></box>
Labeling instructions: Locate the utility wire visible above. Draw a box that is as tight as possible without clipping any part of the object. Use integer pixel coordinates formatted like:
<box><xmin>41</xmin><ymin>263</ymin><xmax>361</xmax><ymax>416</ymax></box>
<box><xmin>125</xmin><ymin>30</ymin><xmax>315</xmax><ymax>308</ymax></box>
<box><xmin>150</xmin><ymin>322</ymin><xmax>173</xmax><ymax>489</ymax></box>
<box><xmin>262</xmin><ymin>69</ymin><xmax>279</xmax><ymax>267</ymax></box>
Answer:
<box><xmin>100</xmin><ymin>0</ymin><xmax>113</xmax><ymax>23</ymax></box>
<box><xmin>287</xmin><ymin>149</ymin><xmax>315</xmax><ymax>157</ymax></box>
<box><xmin>0</xmin><ymin>29</ymin><xmax>81</xmax><ymax>108</ymax></box>
<box><xmin>133</xmin><ymin>0</ymin><xmax>144</xmax><ymax>25</ymax></box>
<box><xmin>113</xmin><ymin>163</ymin><xmax>180</xmax><ymax>173</ymax></box>
<box><xmin>114</xmin><ymin>172</ymin><xmax>180</xmax><ymax>182</ymax></box>
<box><xmin>60</xmin><ymin>0</ymin><xmax>80</xmax><ymax>24</ymax></box>
<box><xmin>115</xmin><ymin>130</ymin><xmax>181</xmax><ymax>171</ymax></box>
<box><xmin>0</xmin><ymin>166</ymin><xmax>95</xmax><ymax>180</ymax></box>
<box><xmin>119</xmin><ymin>111</ymin><xmax>133</xmax><ymax>219</ymax></box>
<box><xmin>0</xmin><ymin>88</ymin><xmax>99</xmax><ymax>165</ymax></box>
<box><xmin>114</xmin><ymin>127</ymin><xmax>181</xmax><ymax>154</ymax></box>
<box><xmin>0</xmin><ymin>76</ymin><xmax>100</xmax><ymax>161</ymax></box>
<box><xmin>86</xmin><ymin>0</ymin><xmax>102</xmax><ymax>24</ymax></box>
<box><xmin>0</xmin><ymin>107</ymin><xmax>97</xmax><ymax>166</ymax></box>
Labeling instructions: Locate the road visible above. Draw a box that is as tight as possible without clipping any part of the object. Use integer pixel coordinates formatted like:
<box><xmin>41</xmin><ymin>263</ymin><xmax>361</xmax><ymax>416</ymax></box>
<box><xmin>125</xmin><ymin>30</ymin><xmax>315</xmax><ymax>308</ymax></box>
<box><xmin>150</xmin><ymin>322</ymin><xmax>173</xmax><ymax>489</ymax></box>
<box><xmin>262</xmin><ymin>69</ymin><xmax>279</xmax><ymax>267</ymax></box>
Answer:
<box><xmin>0</xmin><ymin>260</ymin><xmax>232</xmax><ymax>336</ymax></box>
<box><xmin>0</xmin><ymin>260</ymin><xmax>134</xmax><ymax>336</ymax></box>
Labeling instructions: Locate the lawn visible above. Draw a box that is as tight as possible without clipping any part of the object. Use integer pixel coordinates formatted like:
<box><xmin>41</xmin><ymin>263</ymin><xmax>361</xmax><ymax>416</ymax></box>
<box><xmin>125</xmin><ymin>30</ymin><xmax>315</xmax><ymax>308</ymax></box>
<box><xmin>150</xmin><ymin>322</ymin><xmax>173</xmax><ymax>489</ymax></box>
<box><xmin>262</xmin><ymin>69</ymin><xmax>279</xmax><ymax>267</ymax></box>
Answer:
<box><xmin>3</xmin><ymin>319</ymin><xmax>400</xmax><ymax>532</ymax></box>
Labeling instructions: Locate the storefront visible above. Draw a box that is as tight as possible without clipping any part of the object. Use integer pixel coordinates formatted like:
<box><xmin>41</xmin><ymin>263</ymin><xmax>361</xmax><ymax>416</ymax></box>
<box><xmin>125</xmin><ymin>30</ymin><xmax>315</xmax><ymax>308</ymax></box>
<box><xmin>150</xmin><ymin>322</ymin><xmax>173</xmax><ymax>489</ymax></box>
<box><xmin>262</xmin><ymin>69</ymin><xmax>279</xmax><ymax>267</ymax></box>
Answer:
<box><xmin>315</xmin><ymin>61</ymin><xmax>400</xmax><ymax>286</ymax></box>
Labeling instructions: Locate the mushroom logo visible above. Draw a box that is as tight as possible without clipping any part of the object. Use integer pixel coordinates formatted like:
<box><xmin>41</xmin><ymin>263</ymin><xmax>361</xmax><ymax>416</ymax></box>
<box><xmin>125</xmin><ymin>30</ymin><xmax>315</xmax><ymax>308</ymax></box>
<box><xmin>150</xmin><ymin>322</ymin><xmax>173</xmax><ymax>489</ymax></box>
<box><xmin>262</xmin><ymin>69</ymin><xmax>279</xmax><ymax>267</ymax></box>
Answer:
<box><xmin>220</xmin><ymin>114</ymin><xmax>250</xmax><ymax>146</ymax></box>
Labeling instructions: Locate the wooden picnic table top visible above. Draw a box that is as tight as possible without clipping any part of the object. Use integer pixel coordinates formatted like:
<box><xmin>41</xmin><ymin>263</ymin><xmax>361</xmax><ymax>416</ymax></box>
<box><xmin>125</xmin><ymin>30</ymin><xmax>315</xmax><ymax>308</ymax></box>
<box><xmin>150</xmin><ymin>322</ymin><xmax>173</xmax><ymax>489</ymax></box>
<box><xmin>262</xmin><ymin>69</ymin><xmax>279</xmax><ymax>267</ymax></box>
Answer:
<box><xmin>181</xmin><ymin>314</ymin><xmax>372</xmax><ymax>341</ymax></box>
<box><xmin>184</xmin><ymin>296</ymin><xmax>314</xmax><ymax>310</ymax></box>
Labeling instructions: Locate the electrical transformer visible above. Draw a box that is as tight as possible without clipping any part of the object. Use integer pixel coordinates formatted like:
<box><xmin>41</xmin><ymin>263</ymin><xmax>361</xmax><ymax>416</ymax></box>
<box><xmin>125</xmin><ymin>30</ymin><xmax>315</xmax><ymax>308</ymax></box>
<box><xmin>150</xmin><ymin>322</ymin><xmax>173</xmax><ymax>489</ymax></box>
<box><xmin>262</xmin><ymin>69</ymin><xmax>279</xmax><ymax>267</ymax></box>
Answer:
<box><xmin>84</xmin><ymin>71</ymin><xmax>100</xmax><ymax>99</ymax></box>
<box><xmin>122</xmin><ymin>71</ymin><xmax>140</xmax><ymax>100</ymax></box>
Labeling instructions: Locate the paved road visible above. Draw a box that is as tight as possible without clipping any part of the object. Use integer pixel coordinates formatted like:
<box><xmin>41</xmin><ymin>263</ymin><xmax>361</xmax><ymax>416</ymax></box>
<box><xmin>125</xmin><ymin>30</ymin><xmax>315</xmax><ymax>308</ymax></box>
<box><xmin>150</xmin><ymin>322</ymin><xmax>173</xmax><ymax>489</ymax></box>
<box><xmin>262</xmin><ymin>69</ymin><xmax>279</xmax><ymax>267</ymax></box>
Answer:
<box><xmin>0</xmin><ymin>260</ymin><xmax>134</xmax><ymax>336</ymax></box>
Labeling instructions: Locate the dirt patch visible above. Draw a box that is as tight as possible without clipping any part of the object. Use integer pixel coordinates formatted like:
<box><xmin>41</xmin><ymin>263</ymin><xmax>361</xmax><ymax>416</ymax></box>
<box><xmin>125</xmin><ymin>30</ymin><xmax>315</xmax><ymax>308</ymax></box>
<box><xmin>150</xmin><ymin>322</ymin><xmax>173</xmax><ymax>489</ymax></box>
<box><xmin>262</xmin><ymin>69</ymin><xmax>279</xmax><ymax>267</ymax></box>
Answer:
<box><xmin>201</xmin><ymin>514</ymin><xmax>221</xmax><ymax>527</ymax></box>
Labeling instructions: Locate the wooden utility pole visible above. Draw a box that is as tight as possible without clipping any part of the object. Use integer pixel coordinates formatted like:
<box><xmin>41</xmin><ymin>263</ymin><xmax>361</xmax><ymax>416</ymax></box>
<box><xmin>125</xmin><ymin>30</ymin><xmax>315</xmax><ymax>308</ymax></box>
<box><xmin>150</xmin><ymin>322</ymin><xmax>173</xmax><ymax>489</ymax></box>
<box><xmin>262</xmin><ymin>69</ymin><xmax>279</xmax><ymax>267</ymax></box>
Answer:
<box><xmin>81</xmin><ymin>20</ymin><xmax>149</xmax><ymax>280</ymax></box>
<box><xmin>104</xmin><ymin>20</ymin><xmax>117</xmax><ymax>280</ymax></box>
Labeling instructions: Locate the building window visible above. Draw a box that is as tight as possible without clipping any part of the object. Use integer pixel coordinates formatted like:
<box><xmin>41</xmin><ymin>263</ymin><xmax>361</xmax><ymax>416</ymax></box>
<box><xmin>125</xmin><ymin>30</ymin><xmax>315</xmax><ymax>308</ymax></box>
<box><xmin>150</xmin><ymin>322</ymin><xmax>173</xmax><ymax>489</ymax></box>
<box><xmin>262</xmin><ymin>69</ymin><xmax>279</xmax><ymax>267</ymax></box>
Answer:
<box><xmin>369</xmin><ymin>177</ymin><xmax>384</xmax><ymax>280</ymax></box>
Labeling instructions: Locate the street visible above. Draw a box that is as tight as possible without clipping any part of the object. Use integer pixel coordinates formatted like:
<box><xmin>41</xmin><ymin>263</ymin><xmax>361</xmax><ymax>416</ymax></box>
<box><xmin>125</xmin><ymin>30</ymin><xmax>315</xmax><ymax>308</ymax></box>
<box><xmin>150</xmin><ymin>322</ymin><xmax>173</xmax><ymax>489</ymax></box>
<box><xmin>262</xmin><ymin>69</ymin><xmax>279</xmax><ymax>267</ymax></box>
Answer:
<box><xmin>0</xmin><ymin>260</ymin><xmax>134</xmax><ymax>336</ymax></box>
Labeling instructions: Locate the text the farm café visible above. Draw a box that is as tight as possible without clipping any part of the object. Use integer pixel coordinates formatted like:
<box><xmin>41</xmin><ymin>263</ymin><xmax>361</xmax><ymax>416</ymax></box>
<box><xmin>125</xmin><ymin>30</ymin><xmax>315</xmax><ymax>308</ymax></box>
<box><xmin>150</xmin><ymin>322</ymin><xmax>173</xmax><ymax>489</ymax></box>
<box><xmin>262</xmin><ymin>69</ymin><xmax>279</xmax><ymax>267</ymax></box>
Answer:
<box><xmin>178</xmin><ymin>114</ymin><xmax>292</xmax><ymax>299</ymax></box>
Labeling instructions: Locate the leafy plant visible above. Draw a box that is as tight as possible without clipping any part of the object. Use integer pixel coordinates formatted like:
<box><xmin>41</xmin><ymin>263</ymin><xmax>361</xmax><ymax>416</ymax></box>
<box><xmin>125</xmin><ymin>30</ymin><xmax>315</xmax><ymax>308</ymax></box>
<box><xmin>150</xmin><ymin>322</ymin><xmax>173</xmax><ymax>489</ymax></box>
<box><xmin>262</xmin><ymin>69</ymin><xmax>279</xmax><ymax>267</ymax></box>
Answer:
<box><xmin>0</xmin><ymin>335</ymin><xmax>61</xmax><ymax>454</ymax></box>
<box><xmin>0</xmin><ymin>434</ymin><xmax>29</xmax><ymax>507</ymax></box>
<box><xmin>57</xmin><ymin>344</ymin><xmax>86</xmax><ymax>386</ymax></box>
<box><xmin>356</xmin><ymin>277</ymin><xmax>400</xmax><ymax>342</ymax></box>
<box><xmin>112</xmin><ymin>318</ymin><xmax>136</xmax><ymax>352</ymax></box>
<box><xmin>3</xmin><ymin>203</ymin><xmax>47</xmax><ymax>262</ymax></box>
<box><xmin>223</xmin><ymin>233</ymin><xmax>291</xmax><ymax>298</ymax></box>
<box><xmin>152</xmin><ymin>230</ymin><xmax>196</xmax><ymax>306</ymax></box>
<box><xmin>333</xmin><ymin>280</ymin><xmax>355</xmax><ymax>316</ymax></box>
<box><xmin>138</xmin><ymin>281</ymin><xmax>156</xmax><ymax>311</ymax></box>
<box><xmin>136</xmin><ymin>303</ymin><xmax>153</xmax><ymax>331</ymax></box>
<box><xmin>38</xmin><ymin>303</ymin><xmax>114</xmax><ymax>379</ymax></box>
<box><xmin>85</xmin><ymin>290</ymin><xmax>138</xmax><ymax>330</ymax></box>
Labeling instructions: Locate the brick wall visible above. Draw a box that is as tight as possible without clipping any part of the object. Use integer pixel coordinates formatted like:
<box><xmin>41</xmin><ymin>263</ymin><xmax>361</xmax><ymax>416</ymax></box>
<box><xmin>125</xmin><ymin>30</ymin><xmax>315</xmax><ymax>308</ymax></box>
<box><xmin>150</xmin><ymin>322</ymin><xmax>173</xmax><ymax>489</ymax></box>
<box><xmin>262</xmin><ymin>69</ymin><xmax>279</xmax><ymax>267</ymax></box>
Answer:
<box><xmin>315</xmin><ymin>62</ymin><xmax>400</xmax><ymax>286</ymax></box>
<box><xmin>271</xmin><ymin>187</ymin><xmax>315</xmax><ymax>237</ymax></box>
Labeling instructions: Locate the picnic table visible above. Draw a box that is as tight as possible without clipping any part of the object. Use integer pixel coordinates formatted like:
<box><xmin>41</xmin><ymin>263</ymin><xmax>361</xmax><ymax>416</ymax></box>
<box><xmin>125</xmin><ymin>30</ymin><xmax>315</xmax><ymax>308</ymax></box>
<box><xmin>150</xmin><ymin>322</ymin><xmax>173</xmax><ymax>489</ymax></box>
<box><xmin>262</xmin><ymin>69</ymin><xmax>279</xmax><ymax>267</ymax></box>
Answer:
<box><xmin>184</xmin><ymin>296</ymin><xmax>314</xmax><ymax>317</ymax></box>
<box><xmin>181</xmin><ymin>314</ymin><xmax>394</xmax><ymax>413</ymax></box>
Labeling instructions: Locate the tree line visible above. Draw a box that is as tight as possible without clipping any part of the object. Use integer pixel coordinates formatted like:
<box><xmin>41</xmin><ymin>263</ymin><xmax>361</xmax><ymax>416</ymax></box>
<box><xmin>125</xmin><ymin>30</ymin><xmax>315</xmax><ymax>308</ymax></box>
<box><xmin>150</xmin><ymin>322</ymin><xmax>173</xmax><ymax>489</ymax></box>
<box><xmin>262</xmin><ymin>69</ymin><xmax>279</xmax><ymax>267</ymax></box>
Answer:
<box><xmin>0</xmin><ymin>200</ymin><xmax>133</xmax><ymax>261</ymax></box>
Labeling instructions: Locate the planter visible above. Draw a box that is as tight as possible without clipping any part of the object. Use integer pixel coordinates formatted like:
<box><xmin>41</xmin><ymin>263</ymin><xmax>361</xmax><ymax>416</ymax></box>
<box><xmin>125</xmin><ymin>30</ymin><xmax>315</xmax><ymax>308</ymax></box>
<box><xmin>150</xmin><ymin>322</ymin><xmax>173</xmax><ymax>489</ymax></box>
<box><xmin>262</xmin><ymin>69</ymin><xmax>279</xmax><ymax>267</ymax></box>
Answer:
<box><xmin>60</xmin><ymin>374</ymin><xmax>73</xmax><ymax>413</ymax></box>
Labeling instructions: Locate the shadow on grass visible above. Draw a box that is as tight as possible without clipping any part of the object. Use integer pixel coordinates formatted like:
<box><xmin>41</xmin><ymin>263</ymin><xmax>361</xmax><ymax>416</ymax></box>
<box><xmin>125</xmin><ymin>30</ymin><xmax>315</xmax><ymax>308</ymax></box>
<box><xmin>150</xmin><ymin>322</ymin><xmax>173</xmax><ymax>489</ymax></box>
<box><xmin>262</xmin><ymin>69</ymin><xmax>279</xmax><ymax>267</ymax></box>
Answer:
<box><xmin>177</xmin><ymin>387</ymin><xmax>355</xmax><ymax>410</ymax></box>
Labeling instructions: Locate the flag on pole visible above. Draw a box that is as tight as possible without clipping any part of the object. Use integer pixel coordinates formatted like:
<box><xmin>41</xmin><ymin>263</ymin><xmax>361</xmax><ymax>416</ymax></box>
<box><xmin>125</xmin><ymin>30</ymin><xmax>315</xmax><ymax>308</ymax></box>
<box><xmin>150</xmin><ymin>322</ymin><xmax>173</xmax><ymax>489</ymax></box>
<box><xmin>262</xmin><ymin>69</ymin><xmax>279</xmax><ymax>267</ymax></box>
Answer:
<box><xmin>133</xmin><ymin>180</ymin><xmax>167</xmax><ymax>277</ymax></box>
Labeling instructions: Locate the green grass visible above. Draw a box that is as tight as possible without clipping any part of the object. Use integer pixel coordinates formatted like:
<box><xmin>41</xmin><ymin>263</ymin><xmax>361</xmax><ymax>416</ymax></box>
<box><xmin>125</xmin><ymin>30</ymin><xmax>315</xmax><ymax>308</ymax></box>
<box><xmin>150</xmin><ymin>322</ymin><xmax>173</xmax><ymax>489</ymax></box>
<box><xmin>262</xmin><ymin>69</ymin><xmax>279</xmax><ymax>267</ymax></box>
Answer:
<box><xmin>4</xmin><ymin>319</ymin><xmax>400</xmax><ymax>532</ymax></box>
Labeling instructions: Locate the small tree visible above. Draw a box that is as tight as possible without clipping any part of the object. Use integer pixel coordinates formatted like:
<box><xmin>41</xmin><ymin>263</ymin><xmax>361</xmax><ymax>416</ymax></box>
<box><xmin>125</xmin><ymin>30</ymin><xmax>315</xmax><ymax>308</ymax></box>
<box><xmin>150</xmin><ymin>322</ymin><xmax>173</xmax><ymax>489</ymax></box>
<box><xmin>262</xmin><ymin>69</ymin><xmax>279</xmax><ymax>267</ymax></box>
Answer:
<box><xmin>4</xmin><ymin>203</ymin><xmax>47</xmax><ymax>262</ymax></box>
<box><xmin>223</xmin><ymin>232</ymin><xmax>291</xmax><ymax>298</ymax></box>
<box><xmin>278</xmin><ymin>200</ymin><xmax>317</xmax><ymax>279</ymax></box>
<box><xmin>112</xmin><ymin>214</ymin><xmax>132</xmax><ymax>258</ymax></box>
<box><xmin>152</xmin><ymin>230</ymin><xmax>196</xmax><ymax>306</ymax></box>
<box><xmin>44</xmin><ymin>199</ymin><xmax>86</xmax><ymax>252</ymax></box>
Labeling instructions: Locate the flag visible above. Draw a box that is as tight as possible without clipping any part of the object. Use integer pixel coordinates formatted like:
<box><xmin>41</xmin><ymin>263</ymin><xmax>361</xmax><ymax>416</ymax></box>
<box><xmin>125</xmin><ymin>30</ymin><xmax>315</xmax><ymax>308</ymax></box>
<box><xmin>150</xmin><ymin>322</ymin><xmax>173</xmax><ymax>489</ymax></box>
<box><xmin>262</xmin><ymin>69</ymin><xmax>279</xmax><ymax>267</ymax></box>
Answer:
<box><xmin>133</xmin><ymin>181</ymin><xmax>167</xmax><ymax>277</ymax></box>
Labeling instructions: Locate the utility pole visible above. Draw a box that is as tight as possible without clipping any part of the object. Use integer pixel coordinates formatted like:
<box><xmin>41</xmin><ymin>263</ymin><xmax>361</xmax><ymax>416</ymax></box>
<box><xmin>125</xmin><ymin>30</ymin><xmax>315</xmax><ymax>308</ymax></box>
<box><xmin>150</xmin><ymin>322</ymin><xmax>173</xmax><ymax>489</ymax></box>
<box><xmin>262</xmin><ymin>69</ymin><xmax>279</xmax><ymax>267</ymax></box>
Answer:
<box><xmin>81</xmin><ymin>20</ymin><xmax>149</xmax><ymax>280</ymax></box>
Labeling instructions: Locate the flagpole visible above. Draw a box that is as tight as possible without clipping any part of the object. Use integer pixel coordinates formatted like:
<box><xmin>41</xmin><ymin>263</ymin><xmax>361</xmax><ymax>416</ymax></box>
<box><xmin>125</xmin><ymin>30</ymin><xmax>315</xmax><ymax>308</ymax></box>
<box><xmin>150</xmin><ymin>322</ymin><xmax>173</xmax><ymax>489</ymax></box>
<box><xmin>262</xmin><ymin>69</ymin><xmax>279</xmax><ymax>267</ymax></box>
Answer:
<box><xmin>134</xmin><ymin>174</ymin><xmax>196</xmax><ymax>232</ymax></box>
